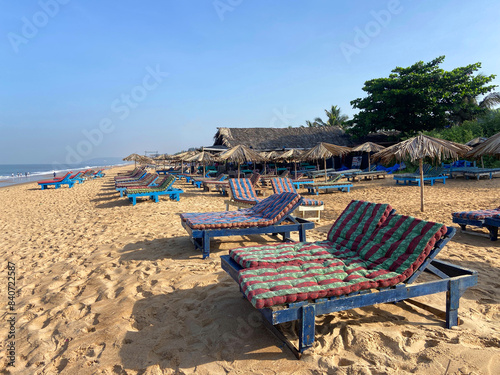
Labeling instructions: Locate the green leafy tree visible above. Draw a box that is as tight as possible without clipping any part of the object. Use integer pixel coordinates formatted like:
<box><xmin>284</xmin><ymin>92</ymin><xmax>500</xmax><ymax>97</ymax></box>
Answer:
<box><xmin>349</xmin><ymin>56</ymin><xmax>497</xmax><ymax>138</ymax></box>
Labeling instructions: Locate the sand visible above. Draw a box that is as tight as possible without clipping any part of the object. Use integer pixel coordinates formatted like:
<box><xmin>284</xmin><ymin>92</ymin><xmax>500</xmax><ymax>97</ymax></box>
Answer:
<box><xmin>0</xmin><ymin>166</ymin><xmax>499</xmax><ymax>374</ymax></box>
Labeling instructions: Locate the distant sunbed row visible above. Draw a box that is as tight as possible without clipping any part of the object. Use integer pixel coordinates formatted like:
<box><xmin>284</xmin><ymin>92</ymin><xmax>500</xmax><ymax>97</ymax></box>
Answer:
<box><xmin>38</xmin><ymin>169</ymin><xmax>105</xmax><ymax>190</ymax></box>
<box><xmin>114</xmin><ymin>167</ymin><xmax>183</xmax><ymax>205</ymax></box>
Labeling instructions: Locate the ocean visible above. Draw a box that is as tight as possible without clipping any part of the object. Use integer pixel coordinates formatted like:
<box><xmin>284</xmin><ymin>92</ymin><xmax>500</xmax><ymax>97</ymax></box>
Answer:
<box><xmin>0</xmin><ymin>163</ymin><xmax>129</xmax><ymax>188</ymax></box>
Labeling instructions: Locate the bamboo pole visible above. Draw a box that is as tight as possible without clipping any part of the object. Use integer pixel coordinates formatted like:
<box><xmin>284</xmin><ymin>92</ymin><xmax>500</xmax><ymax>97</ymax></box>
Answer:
<box><xmin>420</xmin><ymin>158</ymin><xmax>424</xmax><ymax>212</ymax></box>
<box><xmin>324</xmin><ymin>158</ymin><xmax>327</xmax><ymax>182</ymax></box>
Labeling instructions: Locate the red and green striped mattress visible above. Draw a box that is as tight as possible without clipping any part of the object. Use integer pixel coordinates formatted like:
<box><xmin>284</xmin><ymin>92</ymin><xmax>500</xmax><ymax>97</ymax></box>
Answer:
<box><xmin>126</xmin><ymin>174</ymin><xmax>175</xmax><ymax>194</ymax></box>
<box><xmin>181</xmin><ymin>192</ymin><xmax>302</xmax><ymax>230</ymax></box>
<box><xmin>452</xmin><ymin>206</ymin><xmax>500</xmax><ymax>221</ymax></box>
<box><xmin>229</xmin><ymin>200</ymin><xmax>447</xmax><ymax>309</ymax></box>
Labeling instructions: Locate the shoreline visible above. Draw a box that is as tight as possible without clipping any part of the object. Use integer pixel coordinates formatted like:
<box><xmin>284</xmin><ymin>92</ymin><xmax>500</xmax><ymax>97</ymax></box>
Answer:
<box><xmin>0</xmin><ymin>164</ymin><xmax>128</xmax><ymax>189</ymax></box>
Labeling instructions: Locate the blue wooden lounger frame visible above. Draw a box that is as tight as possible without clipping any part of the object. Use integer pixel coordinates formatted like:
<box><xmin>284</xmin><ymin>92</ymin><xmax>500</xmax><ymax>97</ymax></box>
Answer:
<box><xmin>181</xmin><ymin>196</ymin><xmax>315</xmax><ymax>260</ymax></box>
<box><xmin>39</xmin><ymin>173</ymin><xmax>75</xmax><ymax>190</ymax></box>
<box><xmin>393</xmin><ymin>174</ymin><xmax>448</xmax><ymax>186</ymax></box>
<box><xmin>127</xmin><ymin>188</ymin><xmax>183</xmax><ymax>205</ymax></box>
<box><xmin>304</xmin><ymin>182</ymin><xmax>352</xmax><ymax>195</ymax></box>
<box><xmin>220</xmin><ymin>227</ymin><xmax>477</xmax><ymax>359</ymax></box>
<box><xmin>116</xmin><ymin>175</ymin><xmax>159</xmax><ymax>197</ymax></box>
<box><xmin>453</xmin><ymin>215</ymin><xmax>499</xmax><ymax>241</ymax></box>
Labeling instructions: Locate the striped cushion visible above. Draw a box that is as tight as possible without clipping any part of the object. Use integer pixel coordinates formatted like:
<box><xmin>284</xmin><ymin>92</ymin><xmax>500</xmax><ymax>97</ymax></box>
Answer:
<box><xmin>180</xmin><ymin>192</ymin><xmax>302</xmax><ymax>230</ymax></box>
<box><xmin>272</xmin><ymin>178</ymin><xmax>323</xmax><ymax>206</ymax></box>
<box><xmin>452</xmin><ymin>207</ymin><xmax>500</xmax><ymax>220</ymax></box>
<box><xmin>115</xmin><ymin>173</ymin><xmax>156</xmax><ymax>188</ymax></box>
<box><xmin>230</xmin><ymin>178</ymin><xmax>261</xmax><ymax>204</ymax></box>
<box><xmin>237</xmin><ymin>214</ymin><xmax>446</xmax><ymax>308</ymax></box>
<box><xmin>230</xmin><ymin>200</ymin><xmax>391</xmax><ymax>269</ymax></box>
<box><xmin>327</xmin><ymin>200</ymin><xmax>393</xmax><ymax>250</ymax></box>
<box><xmin>127</xmin><ymin>175</ymin><xmax>175</xmax><ymax>194</ymax></box>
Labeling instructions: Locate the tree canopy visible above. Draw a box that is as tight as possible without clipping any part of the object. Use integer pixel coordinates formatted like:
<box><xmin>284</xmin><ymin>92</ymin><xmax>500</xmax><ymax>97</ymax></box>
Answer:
<box><xmin>348</xmin><ymin>56</ymin><xmax>497</xmax><ymax>138</ymax></box>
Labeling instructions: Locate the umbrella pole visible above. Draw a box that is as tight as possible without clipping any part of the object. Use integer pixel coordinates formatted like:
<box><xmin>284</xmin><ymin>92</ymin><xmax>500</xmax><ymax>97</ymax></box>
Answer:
<box><xmin>324</xmin><ymin>158</ymin><xmax>327</xmax><ymax>182</ymax></box>
<box><xmin>294</xmin><ymin>161</ymin><xmax>297</xmax><ymax>179</ymax></box>
<box><xmin>238</xmin><ymin>163</ymin><xmax>241</xmax><ymax>178</ymax></box>
<box><xmin>419</xmin><ymin>159</ymin><xmax>424</xmax><ymax>212</ymax></box>
<box><xmin>481</xmin><ymin>156</ymin><xmax>484</xmax><ymax>169</ymax></box>
<box><xmin>203</xmin><ymin>164</ymin><xmax>206</xmax><ymax>177</ymax></box>
<box><xmin>368</xmin><ymin>153</ymin><xmax>371</xmax><ymax>171</ymax></box>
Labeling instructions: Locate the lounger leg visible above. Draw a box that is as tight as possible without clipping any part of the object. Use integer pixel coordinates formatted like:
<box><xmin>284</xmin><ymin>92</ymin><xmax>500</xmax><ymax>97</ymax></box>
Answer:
<box><xmin>299</xmin><ymin>305</ymin><xmax>316</xmax><ymax>353</ymax></box>
<box><xmin>202</xmin><ymin>232</ymin><xmax>210</xmax><ymax>259</ymax></box>
<box><xmin>486</xmin><ymin>225</ymin><xmax>498</xmax><ymax>241</ymax></box>
<box><xmin>299</xmin><ymin>224</ymin><xmax>307</xmax><ymax>242</ymax></box>
<box><xmin>446</xmin><ymin>279</ymin><xmax>462</xmax><ymax>328</ymax></box>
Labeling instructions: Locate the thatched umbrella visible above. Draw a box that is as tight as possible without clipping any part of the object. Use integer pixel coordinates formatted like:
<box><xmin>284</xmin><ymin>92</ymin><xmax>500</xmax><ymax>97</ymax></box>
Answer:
<box><xmin>465</xmin><ymin>137</ymin><xmax>488</xmax><ymax>168</ymax></box>
<box><xmin>302</xmin><ymin>142</ymin><xmax>352</xmax><ymax>181</ymax></box>
<box><xmin>172</xmin><ymin>150</ymin><xmax>197</xmax><ymax>173</ymax></box>
<box><xmin>372</xmin><ymin>134</ymin><xmax>471</xmax><ymax>212</ymax></box>
<box><xmin>154</xmin><ymin>153</ymin><xmax>171</xmax><ymax>169</ymax></box>
<box><xmin>136</xmin><ymin>155</ymin><xmax>154</xmax><ymax>165</ymax></box>
<box><xmin>185</xmin><ymin>151</ymin><xmax>216</xmax><ymax>177</ymax></box>
<box><xmin>261</xmin><ymin>150</ymin><xmax>283</xmax><ymax>175</ymax></box>
<box><xmin>278</xmin><ymin>148</ymin><xmax>304</xmax><ymax>178</ymax></box>
<box><xmin>218</xmin><ymin>144</ymin><xmax>264</xmax><ymax>177</ymax></box>
<box><xmin>351</xmin><ymin>142</ymin><xmax>386</xmax><ymax>171</ymax></box>
<box><xmin>466</xmin><ymin>132</ymin><xmax>500</xmax><ymax>159</ymax></box>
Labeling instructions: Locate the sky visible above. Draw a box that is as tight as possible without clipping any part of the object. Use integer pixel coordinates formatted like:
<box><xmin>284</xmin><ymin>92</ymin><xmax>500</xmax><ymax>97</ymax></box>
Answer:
<box><xmin>1</xmin><ymin>0</ymin><xmax>499</xmax><ymax>165</ymax></box>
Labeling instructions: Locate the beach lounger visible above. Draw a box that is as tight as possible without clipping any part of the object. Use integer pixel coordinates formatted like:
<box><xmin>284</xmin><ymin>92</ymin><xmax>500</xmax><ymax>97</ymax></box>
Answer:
<box><xmin>117</xmin><ymin>167</ymin><xmax>140</xmax><ymax>176</ymax></box>
<box><xmin>192</xmin><ymin>173</ymin><xmax>227</xmax><ymax>188</ymax></box>
<box><xmin>452</xmin><ymin>206</ymin><xmax>500</xmax><ymax>240</ymax></box>
<box><xmin>115</xmin><ymin>173</ymin><xmax>160</xmax><ymax>197</ymax></box>
<box><xmin>271</xmin><ymin>178</ymin><xmax>324</xmax><ymax>221</ymax></box>
<box><xmin>69</xmin><ymin>171</ymin><xmax>85</xmax><ymax>184</ymax></box>
<box><xmin>181</xmin><ymin>192</ymin><xmax>315</xmax><ymax>259</ymax></box>
<box><xmin>125</xmin><ymin>174</ymin><xmax>183</xmax><ymax>205</ymax></box>
<box><xmin>345</xmin><ymin>168</ymin><xmax>387</xmax><ymax>182</ymax></box>
<box><xmin>225</xmin><ymin>178</ymin><xmax>264</xmax><ymax>210</ymax></box>
<box><xmin>393</xmin><ymin>166</ymin><xmax>448</xmax><ymax>186</ymax></box>
<box><xmin>92</xmin><ymin>169</ymin><xmax>105</xmax><ymax>178</ymax></box>
<box><xmin>221</xmin><ymin>200</ymin><xmax>478</xmax><ymax>358</ymax></box>
<box><xmin>463</xmin><ymin>168</ymin><xmax>500</xmax><ymax>180</ymax></box>
<box><xmin>38</xmin><ymin>172</ymin><xmax>75</xmax><ymax>190</ymax></box>
<box><xmin>114</xmin><ymin>168</ymin><xmax>145</xmax><ymax>182</ymax></box>
<box><xmin>303</xmin><ymin>175</ymin><xmax>353</xmax><ymax>195</ymax></box>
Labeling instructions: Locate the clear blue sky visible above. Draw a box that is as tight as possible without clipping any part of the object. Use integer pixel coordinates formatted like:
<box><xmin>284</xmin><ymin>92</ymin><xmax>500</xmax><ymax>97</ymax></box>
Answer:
<box><xmin>1</xmin><ymin>0</ymin><xmax>499</xmax><ymax>165</ymax></box>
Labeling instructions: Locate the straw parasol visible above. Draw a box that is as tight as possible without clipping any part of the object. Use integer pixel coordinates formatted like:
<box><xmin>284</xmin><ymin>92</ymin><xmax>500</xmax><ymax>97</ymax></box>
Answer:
<box><xmin>351</xmin><ymin>142</ymin><xmax>386</xmax><ymax>171</ymax></box>
<box><xmin>278</xmin><ymin>148</ymin><xmax>305</xmax><ymax>178</ymax></box>
<box><xmin>302</xmin><ymin>142</ymin><xmax>352</xmax><ymax>181</ymax></box>
<box><xmin>218</xmin><ymin>145</ymin><xmax>264</xmax><ymax>177</ymax></box>
<box><xmin>136</xmin><ymin>155</ymin><xmax>154</xmax><ymax>165</ymax></box>
<box><xmin>123</xmin><ymin>153</ymin><xmax>142</xmax><ymax>166</ymax></box>
<box><xmin>466</xmin><ymin>132</ymin><xmax>500</xmax><ymax>158</ymax></box>
<box><xmin>372</xmin><ymin>134</ymin><xmax>471</xmax><ymax>212</ymax></box>
<box><xmin>260</xmin><ymin>150</ymin><xmax>283</xmax><ymax>175</ymax></box>
<box><xmin>154</xmin><ymin>153</ymin><xmax>171</xmax><ymax>169</ymax></box>
<box><xmin>172</xmin><ymin>150</ymin><xmax>198</xmax><ymax>173</ymax></box>
<box><xmin>185</xmin><ymin>151</ymin><xmax>216</xmax><ymax>177</ymax></box>
<box><xmin>465</xmin><ymin>137</ymin><xmax>488</xmax><ymax>168</ymax></box>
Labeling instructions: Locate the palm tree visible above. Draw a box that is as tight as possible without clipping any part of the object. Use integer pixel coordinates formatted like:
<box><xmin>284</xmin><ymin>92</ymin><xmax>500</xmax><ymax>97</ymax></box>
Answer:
<box><xmin>312</xmin><ymin>105</ymin><xmax>349</xmax><ymax>128</ymax></box>
<box><xmin>479</xmin><ymin>92</ymin><xmax>500</xmax><ymax>109</ymax></box>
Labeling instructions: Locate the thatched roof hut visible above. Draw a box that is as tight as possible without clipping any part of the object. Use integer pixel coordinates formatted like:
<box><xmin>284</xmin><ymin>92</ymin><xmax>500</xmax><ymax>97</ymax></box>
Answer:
<box><xmin>213</xmin><ymin>127</ymin><xmax>351</xmax><ymax>150</ymax></box>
